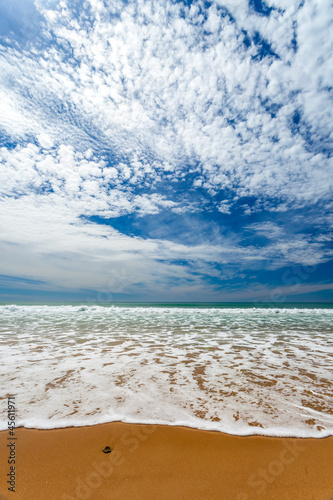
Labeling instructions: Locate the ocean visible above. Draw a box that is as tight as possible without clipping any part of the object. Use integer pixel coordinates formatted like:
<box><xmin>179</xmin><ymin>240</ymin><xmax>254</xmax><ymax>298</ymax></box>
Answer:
<box><xmin>1</xmin><ymin>303</ymin><xmax>332</xmax><ymax>437</ymax></box>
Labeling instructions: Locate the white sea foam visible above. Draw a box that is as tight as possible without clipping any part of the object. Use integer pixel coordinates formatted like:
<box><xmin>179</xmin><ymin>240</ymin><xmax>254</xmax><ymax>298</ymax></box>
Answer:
<box><xmin>0</xmin><ymin>305</ymin><xmax>332</xmax><ymax>437</ymax></box>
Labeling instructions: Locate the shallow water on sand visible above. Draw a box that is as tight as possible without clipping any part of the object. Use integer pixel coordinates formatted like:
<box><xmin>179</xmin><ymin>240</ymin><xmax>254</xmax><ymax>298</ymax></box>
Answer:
<box><xmin>0</xmin><ymin>304</ymin><xmax>332</xmax><ymax>436</ymax></box>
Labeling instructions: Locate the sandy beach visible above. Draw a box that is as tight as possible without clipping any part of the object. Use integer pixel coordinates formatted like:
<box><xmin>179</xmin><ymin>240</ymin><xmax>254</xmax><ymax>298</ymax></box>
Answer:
<box><xmin>0</xmin><ymin>422</ymin><xmax>332</xmax><ymax>500</ymax></box>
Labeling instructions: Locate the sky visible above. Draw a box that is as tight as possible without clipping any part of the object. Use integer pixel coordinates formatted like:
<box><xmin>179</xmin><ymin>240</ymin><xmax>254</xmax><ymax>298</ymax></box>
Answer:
<box><xmin>0</xmin><ymin>0</ymin><xmax>332</xmax><ymax>303</ymax></box>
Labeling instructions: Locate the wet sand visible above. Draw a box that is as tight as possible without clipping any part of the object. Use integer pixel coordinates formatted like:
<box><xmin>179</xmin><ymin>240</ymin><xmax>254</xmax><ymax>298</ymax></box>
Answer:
<box><xmin>0</xmin><ymin>422</ymin><xmax>332</xmax><ymax>500</ymax></box>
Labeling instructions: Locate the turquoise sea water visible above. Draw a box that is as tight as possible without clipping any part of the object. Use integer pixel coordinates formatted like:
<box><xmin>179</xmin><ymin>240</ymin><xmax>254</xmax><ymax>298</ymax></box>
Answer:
<box><xmin>1</xmin><ymin>301</ymin><xmax>332</xmax><ymax>308</ymax></box>
<box><xmin>0</xmin><ymin>303</ymin><xmax>332</xmax><ymax>436</ymax></box>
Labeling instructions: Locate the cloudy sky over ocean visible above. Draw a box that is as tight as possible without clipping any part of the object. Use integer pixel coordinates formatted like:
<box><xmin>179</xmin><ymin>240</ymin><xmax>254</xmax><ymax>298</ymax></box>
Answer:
<box><xmin>0</xmin><ymin>0</ymin><xmax>332</xmax><ymax>302</ymax></box>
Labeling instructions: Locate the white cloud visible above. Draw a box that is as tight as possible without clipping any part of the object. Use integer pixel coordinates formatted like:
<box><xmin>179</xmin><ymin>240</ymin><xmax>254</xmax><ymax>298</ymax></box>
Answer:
<box><xmin>0</xmin><ymin>143</ymin><xmax>179</xmax><ymax>217</ymax></box>
<box><xmin>37</xmin><ymin>133</ymin><xmax>54</xmax><ymax>149</ymax></box>
<box><xmin>1</xmin><ymin>0</ymin><xmax>331</xmax><ymax>207</ymax></box>
<box><xmin>0</xmin><ymin>87</ymin><xmax>36</xmax><ymax>139</ymax></box>
<box><xmin>217</xmin><ymin>201</ymin><xmax>231</xmax><ymax>214</ymax></box>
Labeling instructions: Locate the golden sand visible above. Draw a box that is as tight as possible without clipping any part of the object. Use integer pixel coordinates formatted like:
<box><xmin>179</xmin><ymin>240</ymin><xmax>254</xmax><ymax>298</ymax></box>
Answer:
<box><xmin>0</xmin><ymin>422</ymin><xmax>332</xmax><ymax>499</ymax></box>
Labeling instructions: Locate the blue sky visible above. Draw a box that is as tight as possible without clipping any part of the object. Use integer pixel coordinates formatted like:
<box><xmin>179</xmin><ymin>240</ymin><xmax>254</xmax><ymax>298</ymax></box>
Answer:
<box><xmin>0</xmin><ymin>0</ymin><xmax>332</xmax><ymax>302</ymax></box>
